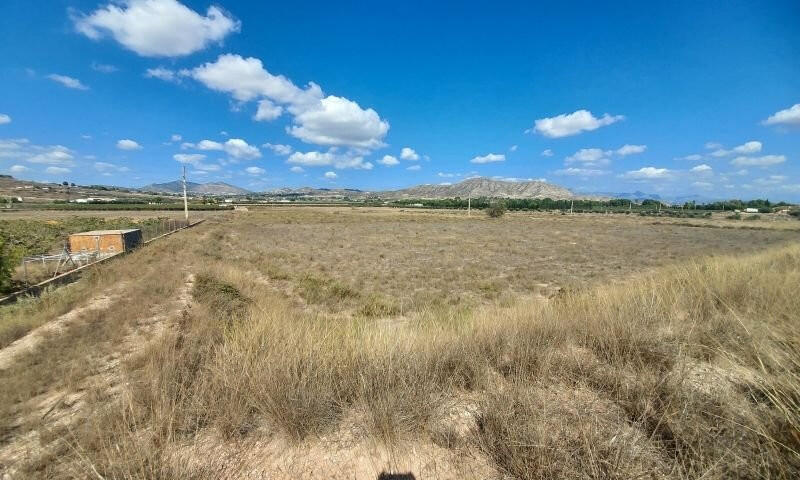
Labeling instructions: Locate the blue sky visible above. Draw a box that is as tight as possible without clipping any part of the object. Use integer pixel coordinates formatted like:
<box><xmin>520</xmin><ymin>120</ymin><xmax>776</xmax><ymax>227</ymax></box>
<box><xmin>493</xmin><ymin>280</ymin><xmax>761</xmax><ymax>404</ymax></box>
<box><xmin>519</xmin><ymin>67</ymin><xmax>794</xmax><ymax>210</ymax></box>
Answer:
<box><xmin>1</xmin><ymin>0</ymin><xmax>799</xmax><ymax>199</ymax></box>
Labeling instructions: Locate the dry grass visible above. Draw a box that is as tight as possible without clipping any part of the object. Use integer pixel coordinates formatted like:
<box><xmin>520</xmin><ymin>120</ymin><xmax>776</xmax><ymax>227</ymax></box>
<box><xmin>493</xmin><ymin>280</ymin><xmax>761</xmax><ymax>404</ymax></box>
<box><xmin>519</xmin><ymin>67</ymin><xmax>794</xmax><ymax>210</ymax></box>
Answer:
<box><xmin>1</xmin><ymin>209</ymin><xmax>798</xmax><ymax>478</ymax></box>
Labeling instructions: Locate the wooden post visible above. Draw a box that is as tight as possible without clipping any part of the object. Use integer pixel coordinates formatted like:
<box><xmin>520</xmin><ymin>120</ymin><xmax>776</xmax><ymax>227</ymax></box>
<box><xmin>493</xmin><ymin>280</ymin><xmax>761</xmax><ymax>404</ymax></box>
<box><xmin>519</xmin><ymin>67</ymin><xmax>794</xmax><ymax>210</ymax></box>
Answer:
<box><xmin>467</xmin><ymin>196</ymin><xmax>471</xmax><ymax>216</ymax></box>
<box><xmin>182</xmin><ymin>166</ymin><xmax>189</xmax><ymax>222</ymax></box>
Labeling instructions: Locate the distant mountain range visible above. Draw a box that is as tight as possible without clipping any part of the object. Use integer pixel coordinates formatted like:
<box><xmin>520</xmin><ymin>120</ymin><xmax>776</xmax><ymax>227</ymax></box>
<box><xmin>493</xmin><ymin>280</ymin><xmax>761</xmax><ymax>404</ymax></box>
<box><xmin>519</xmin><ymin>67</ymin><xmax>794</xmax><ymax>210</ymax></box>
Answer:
<box><xmin>138</xmin><ymin>180</ymin><xmax>251</xmax><ymax>196</ymax></box>
<box><xmin>381</xmin><ymin>177</ymin><xmax>575</xmax><ymax>200</ymax></box>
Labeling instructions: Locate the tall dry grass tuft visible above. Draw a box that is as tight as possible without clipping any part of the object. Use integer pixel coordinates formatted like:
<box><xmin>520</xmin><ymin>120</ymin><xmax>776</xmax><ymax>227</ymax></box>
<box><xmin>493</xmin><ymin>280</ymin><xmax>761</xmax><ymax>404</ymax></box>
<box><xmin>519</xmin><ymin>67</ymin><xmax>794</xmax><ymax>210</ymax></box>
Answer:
<box><xmin>40</xmin><ymin>241</ymin><xmax>800</xmax><ymax>478</ymax></box>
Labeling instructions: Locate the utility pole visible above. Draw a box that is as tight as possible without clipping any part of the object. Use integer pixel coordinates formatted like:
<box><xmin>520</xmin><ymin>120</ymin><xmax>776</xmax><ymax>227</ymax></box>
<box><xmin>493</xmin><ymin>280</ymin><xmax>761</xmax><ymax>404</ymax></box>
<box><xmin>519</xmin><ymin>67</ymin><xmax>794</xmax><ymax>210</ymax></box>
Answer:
<box><xmin>467</xmin><ymin>196</ymin><xmax>471</xmax><ymax>216</ymax></box>
<box><xmin>182</xmin><ymin>166</ymin><xmax>189</xmax><ymax>223</ymax></box>
<box><xmin>570</xmin><ymin>199</ymin><xmax>574</xmax><ymax>214</ymax></box>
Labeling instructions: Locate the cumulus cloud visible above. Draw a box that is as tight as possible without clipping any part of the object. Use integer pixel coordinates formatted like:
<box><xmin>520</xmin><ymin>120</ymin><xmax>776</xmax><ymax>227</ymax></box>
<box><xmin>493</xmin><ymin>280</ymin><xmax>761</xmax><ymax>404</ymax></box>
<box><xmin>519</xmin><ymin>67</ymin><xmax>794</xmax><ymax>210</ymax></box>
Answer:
<box><xmin>0</xmin><ymin>139</ymin><xmax>77</xmax><ymax>168</ymax></box>
<box><xmin>73</xmin><ymin>0</ymin><xmax>240</xmax><ymax>57</ymax></box>
<box><xmin>437</xmin><ymin>172</ymin><xmax>460</xmax><ymax>178</ymax></box>
<box><xmin>9</xmin><ymin>165</ymin><xmax>27</xmax><ymax>173</ymax></box>
<box><xmin>564</xmin><ymin>148</ymin><xmax>610</xmax><ymax>167</ymax></box>
<box><xmin>616</xmin><ymin>144</ymin><xmax>646</xmax><ymax>156</ymax></box>
<box><xmin>263</xmin><ymin>143</ymin><xmax>293</xmax><ymax>155</ymax></box>
<box><xmin>622</xmin><ymin>167</ymin><xmax>672</xmax><ymax>180</ymax></box>
<box><xmin>287</xmin><ymin>150</ymin><xmax>373</xmax><ymax>170</ymax></box>
<box><xmin>170</xmin><ymin>134</ymin><xmax>182</xmax><ymax>142</ymax></box>
<box><xmin>288</xmin><ymin>95</ymin><xmax>389</xmax><ymax>149</ymax></box>
<box><xmin>541</xmin><ymin>149</ymin><xmax>553</xmax><ymax>157</ymax></box>
<box><xmin>681</xmin><ymin>154</ymin><xmax>703</xmax><ymax>161</ymax></box>
<box><xmin>94</xmin><ymin>161</ymin><xmax>130</xmax><ymax>173</ymax></box>
<box><xmin>172</xmin><ymin>153</ymin><xmax>220</xmax><ymax>171</ymax></box>
<box><xmin>289</xmin><ymin>166</ymin><xmax>304</xmax><ymax>173</ymax></box>
<box><xmin>730</xmin><ymin>155</ymin><xmax>786</xmax><ymax>167</ymax></box>
<box><xmin>711</xmin><ymin>140</ymin><xmax>762</xmax><ymax>157</ymax></box>
<box><xmin>753</xmin><ymin>175</ymin><xmax>787</xmax><ymax>186</ymax></box>
<box><xmin>555</xmin><ymin>167</ymin><xmax>607</xmax><ymax>176</ymax></box>
<box><xmin>400</xmin><ymin>147</ymin><xmax>420</xmax><ymax>161</ymax></box>
<box><xmin>406</xmin><ymin>165</ymin><xmax>421</xmax><ymax>171</ymax></box>
<box><xmin>182</xmin><ymin>54</ymin><xmax>389</xmax><ymax>149</ymax></box>
<box><xmin>145</xmin><ymin>67</ymin><xmax>181</xmax><ymax>83</ymax></box>
<box><xmin>245</xmin><ymin>166</ymin><xmax>265</xmax><ymax>175</ymax></box>
<box><xmin>47</xmin><ymin>74</ymin><xmax>89</xmax><ymax>90</ymax></box>
<box><xmin>254</xmin><ymin>99</ymin><xmax>283</xmax><ymax>121</ymax></box>
<box><xmin>183</xmin><ymin>138</ymin><xmax>261</xmax><ymax>159</ymax></box>
<box><xmin>324</xmin><ymin>171</ymin><xmax>337</xmax><ymax>179</ymax></box>
<box><xmin>45</xmin><ymin>166</ymin><xmax>71</xmax><ymax>175</ymax></box>
<box><xmin>690</xmin><ymin>164</ymin><xmax>712</xmax><ymax>173</ymax></box>
<box><xmin>532</xmin><ymin>109</ymin><xmax>623</xmax><ymax>138</ymax></box>
<box><xmin>378</xmin><ymin>155</ymin><xmax>399</xmax><ymax>166</ymax></box>
<box><xmin>470</xmin><ymin>153</ymin><xmax>505</xmax><ymax>164</ymax></box>
<box><xmin>763</xmin><ymin>104</ymin><xmax>800</xmax><ymax>126</ymax></box>
<box><xmin>117</xmin><ymin>139</ymin><xmax>142</xmax><ymax>150</ymax></box>
<box><xmin>0</xmin><ymin>114</ymin><xmax>10</xmax><ymax>124</ymax></box>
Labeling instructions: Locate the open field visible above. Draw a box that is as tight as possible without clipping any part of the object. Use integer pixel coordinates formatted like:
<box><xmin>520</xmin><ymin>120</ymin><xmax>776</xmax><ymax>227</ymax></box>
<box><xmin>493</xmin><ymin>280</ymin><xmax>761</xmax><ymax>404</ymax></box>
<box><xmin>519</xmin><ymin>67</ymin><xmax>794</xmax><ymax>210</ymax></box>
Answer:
<box><xmin>0</xmin><ymin>208</ymin><xmax>799</xmax><ymax>479</ymax></box>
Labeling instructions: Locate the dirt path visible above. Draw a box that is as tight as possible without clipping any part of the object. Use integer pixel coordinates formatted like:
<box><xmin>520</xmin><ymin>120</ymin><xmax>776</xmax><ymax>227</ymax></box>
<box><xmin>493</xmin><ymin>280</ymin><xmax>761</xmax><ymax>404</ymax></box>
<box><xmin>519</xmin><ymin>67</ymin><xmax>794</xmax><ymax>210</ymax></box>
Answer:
<box><xmin>0</xmin><ymin>292</ymin><xmax>118</xmax><ymax>371</ymax></box>
<box><xmin>0</xmin><ymin>274</ymin><xmax>195</xmax><ymax>478</ymax></box>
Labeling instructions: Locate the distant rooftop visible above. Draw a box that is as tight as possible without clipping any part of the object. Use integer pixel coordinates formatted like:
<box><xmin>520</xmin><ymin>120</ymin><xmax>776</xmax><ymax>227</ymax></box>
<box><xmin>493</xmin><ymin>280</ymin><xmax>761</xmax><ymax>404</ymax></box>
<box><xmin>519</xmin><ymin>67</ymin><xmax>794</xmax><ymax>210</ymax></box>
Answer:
<box><xmin>70</xmin><ymin>229</ymin><xmax>140</xmax><ymax>236</ymax></box>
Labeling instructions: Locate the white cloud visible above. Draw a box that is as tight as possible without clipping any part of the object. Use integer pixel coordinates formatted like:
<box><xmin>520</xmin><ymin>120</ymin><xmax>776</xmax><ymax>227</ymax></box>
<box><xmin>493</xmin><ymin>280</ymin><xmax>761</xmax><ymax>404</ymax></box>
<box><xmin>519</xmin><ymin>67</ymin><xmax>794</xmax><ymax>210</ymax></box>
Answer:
<box><xmin>145</xmin><ymin>67</ymin><xmax>180</xmax><ymax>83</ymax></box>
<box><xmin>763</xmin><ymin>104</ymin><xmax>800</xmax><ymax>126</ymax></box>
<box><xmin>564</xmin><ymin>148</ymin><xmax>610</xmax><ymax>167</ymax></box>
<box><xmin>324</xmin><ymin>171</ymin><xmax>337</xmax><ymax>179</ymax></box>
<box><xmin>245</xmin><ymin>166</ymin><xmax>265</xmax><ymax>175</ymax></box>
<box><xmin>45</xmin><ymin>166</ymin><xmax>71</xmax><ymax>175</ymax></box>
<box><xmin>288</xmin><ymin>95</ymin><xmax>389</xmax><ymax>149</ymax></box>
<box><xmin>254</xmin><ymin>99</ymin><xmax>283</xmax><ymax>121</ymax></box>
<box><xmin>509</xmin><ymin>145</ymin><xmax>518</xmax><ymax>152</ymax></box>
<box><xmin>170</xmin><ymin>134</ymin><xmax>182</xmax><ymax>142</ymax></box>
<box><xmin>0</xmin><ymin>139</ymin><xmax>77</xmax><ymax>168</ymax></box>
<box><xmin>287</xmin><ymin>150</ymin><xmax>373</xmax><ymax>170</ymax></box>
<box><xmin>378</xmin><ymin>155</ymin><xmax>399</xmax><ymax>166</ymax></box>
<box><xmin>184</xmin><ymin>138</ymin><xmax>260</xmax><ymax>159</ymax></box>
<box><xmin>730</xmin><ymin>155</ymin><xmax>785</xmax><ymax>167</ymax></box>
<box><xmin>406</xmin><ymin>165</ymin><xmax>421</xmax><ymax>171</ymax></box>
<box><xmin>532</xmin><ymin>109</ymin><xmax>624</xmax><ymax>138</ymax></box>
<box><xmin>174</xmin><ymin>153</ymin><xmax>206</xmax><ymax>163</ymax></box>
<box><xmin>28</xmin><ymin>148</ymin><xmax>75</xmax><ymax>166</ymax></box>
<box><xmin>47</xmin><ymin>74</ymin><xmax>89</xmax><ymax>90</ymax></box>
<box><xmin>184</xmin><ymin>54</ymin><xmax>389</xmax><ymax>149</ymax></box>
<box><xmin>541</xmin><ymin>149</ymin><xmax>553</xmax><ymax>157</ymax></box>
<box><xmin>400</xmin><ymin>147</ymin><xmax>420</xmax><ymax>161</ymax></box>
<box><xmin>0</xmin><ymin>114</ymin><xmax>10</xmax><ymax>124</ymax></box>
<box><xmin>705</xmin><ymin>142</ymin><xmax>722</xmax><ymax>150</ymax></box>
<box><xmin>9</xmin><ymin>165</ymin><xmax>28</xmax><ymax>173</ymax></box>
<box><xmin>289</xmin><ymin>166</ymin><xmax>304</xmax><ymax>173</ymax></box>
<box><xmin>437</xmin><ymin>172</ymin><xmax>460</xmax><ymax>178</ymax></box>
<box><xmin>711</xmin><ymin>140</ymin><xmax>762</xmax><ymax>157</ymax></box>
<box><xmin>117</xmin><ymin>139</ymin><xmax>142</xmax><ymax>150</ymax></box>
<box><xmin>263</xmin><ymin>143</ymin><xmax>293</xmax><ymax>155</ymax></box>
<box><xmin>616</xmin><ymin>144</ymin><xmax>646</xmax><ymax>156</ymax></box>
<box><xmin>690</xmin><ymin>164</ymin><xmax>712</xmax><ymax>173</ymax></box>
<box><xmin>753</xmin><ymin>175</ymin><xmax>787</xmax><ymax>186</ymax></box>
<box><xmin>692</xmin><ymin>181</ymin><xmax>713</xmax><ymax>189</ymax></box>
<box><xmin>622</xmin><ymin>167</ymin><xmax>672</xmax><ymax>180</ymax></box>
<box><xmin>470</xmin><ymin>153</ymin><xmax>505</xmax><ymax>164</ymax></box>
<box><xmin>555</xmin><ymin>167</ymin><xmax>607</xmax><ymax>176</ymax></box>
<box><xmin>681</xmin><ymin>154</ymin><xmax>703</xmax><ymax>161</ymax></box>
<box><xmin>91</xmin><ymin>62</ymin><xmax>118</xmax><ymax>73</ymax></box>
<box><xmin>94</xmin><ymin>161</ymin><xmax>130</xmax><ymax>173</ymax></box>
<box><xmin>73</xmin><ymin>0</ymin><xmax>240</xmax><ymax>57</ymax></box>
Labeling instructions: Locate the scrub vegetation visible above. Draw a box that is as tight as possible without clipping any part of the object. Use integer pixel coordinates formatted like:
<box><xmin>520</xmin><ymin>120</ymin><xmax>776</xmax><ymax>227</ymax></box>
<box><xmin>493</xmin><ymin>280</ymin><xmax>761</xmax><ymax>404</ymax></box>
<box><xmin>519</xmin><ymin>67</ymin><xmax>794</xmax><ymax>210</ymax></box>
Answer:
<box><xmin>0</xmin><ymin>207</ymin><xmax>798</xmax><ymax>479</ymax></box>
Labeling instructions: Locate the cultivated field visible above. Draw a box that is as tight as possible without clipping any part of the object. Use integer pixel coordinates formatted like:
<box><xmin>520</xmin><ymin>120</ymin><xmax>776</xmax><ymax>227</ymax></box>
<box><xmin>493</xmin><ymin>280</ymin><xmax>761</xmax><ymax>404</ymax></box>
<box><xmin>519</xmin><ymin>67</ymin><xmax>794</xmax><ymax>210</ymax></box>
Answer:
<box><xmin>0</xmin><ymin>207</ymin><xmax>798</xmax><ymax>479</ymax></box>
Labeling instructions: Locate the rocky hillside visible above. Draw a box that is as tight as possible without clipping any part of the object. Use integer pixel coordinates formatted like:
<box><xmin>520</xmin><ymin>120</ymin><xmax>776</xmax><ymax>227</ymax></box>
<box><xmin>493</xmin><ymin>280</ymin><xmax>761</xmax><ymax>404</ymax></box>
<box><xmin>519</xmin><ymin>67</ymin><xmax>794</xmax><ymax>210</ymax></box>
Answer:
<box><xmin>139</xmin><ymin>180</ymin><xmax>250</xmax><ymax>196</ymax></box>
<box><xmin>382</xmin><ymin>177</ymin><xmax>575</xmax><ymax>199</ymax></box>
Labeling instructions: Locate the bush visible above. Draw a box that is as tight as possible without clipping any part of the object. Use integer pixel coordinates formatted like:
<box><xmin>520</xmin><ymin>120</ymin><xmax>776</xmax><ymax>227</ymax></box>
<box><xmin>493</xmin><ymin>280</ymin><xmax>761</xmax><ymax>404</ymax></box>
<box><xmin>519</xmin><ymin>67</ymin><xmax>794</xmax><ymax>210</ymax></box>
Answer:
<box><xmin>485</xmin><ymin>200</ymin><xmax>507</xmax><ymax>218</ymax></box>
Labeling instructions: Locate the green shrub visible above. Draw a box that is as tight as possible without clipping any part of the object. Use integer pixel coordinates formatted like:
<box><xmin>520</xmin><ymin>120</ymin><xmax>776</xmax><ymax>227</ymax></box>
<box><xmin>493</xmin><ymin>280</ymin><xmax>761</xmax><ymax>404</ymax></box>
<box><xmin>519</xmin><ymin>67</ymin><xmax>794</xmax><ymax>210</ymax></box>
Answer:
<box><xmin>485</xmin><ymin>200</ymin><xmax>507</xmax><ymax>218</ymax></box>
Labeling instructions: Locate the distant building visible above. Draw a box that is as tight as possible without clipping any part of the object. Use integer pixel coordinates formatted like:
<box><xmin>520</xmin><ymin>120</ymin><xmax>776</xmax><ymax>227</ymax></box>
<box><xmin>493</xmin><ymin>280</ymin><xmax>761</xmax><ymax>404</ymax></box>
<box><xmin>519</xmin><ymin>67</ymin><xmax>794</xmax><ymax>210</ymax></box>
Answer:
<box><xmin>68</xmin><ymin>229</ymin><xmax>142</xmax><ymax>255</ymax></box>
<box><xmin>744</xmin><ymin>208</ymin><xmax>759</xmax><ymax>213</ymax></box>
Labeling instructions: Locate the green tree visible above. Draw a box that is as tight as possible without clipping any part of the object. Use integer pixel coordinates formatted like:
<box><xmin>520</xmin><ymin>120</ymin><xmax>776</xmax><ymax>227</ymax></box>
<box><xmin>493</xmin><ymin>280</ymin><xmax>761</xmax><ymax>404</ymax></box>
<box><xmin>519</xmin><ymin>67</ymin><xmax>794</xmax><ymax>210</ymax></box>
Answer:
<box><xmin>486</xmin><ymin>200</ymin><xmax>507</xmax><ymax>218</ymax></box>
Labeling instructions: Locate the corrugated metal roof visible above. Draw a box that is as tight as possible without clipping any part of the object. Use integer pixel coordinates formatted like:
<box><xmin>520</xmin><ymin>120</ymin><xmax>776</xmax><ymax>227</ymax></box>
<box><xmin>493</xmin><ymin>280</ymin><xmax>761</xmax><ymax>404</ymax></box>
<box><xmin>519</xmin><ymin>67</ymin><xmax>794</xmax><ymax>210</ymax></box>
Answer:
<box><xmin>70</xmin><ymin>229</ymin><xmax>141</xmax><ymax>236</ymax></box>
